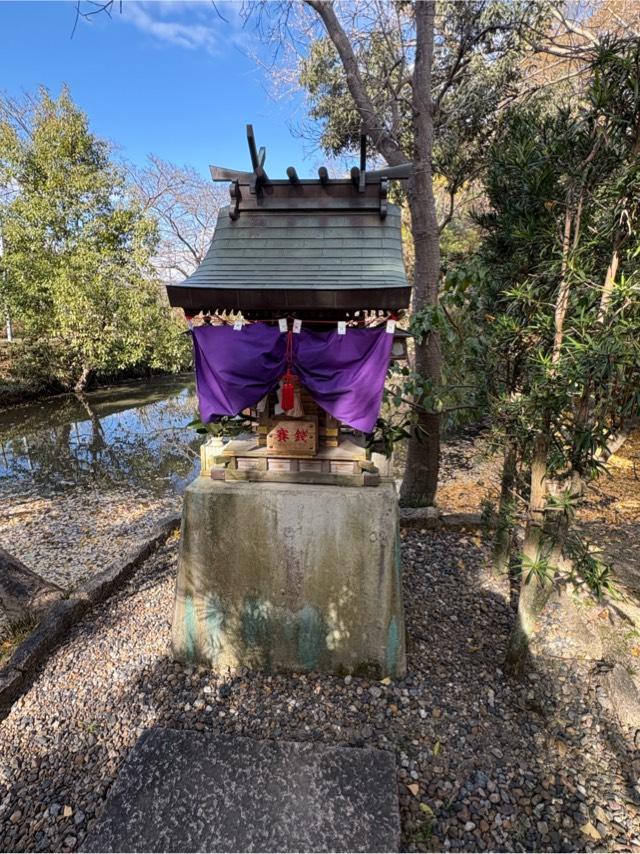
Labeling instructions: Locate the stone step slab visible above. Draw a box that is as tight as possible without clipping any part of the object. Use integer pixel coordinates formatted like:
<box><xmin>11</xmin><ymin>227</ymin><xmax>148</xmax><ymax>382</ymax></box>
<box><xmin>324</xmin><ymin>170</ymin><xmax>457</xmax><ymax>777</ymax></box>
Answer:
<box><xmin>83</xmin><ymin>728</ymin><xmax>400</xmax><ymax>853</ymax></box>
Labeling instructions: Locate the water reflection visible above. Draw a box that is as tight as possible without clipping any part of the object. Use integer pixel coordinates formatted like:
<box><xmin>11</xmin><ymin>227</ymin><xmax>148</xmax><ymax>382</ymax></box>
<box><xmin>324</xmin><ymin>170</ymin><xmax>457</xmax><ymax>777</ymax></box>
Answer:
<box><xmin>0</xmin><ymin>376</ymin><xmax>201</xmax><ymax>496</ymax></box>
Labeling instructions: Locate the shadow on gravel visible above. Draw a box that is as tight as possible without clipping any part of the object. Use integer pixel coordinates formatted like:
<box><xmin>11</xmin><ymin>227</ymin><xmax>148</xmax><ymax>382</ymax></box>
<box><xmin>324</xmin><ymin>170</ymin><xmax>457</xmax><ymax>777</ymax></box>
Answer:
<box><xmin>0</xmin><ymin>531</ymin><xmax>638</xmax><ymax>854</ymax></box>
<box><xmin>580</xmin><ymin>520</ymin><xmax>640</xmax><ymax>597</ymax></box>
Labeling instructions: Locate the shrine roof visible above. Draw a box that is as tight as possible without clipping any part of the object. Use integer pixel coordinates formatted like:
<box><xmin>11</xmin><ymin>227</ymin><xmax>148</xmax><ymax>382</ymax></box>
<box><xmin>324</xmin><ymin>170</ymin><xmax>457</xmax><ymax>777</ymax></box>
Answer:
<box><xmin>165</xmin><ymin>125</ymin><xmax>412</xmax><ymax>315</ymax></box>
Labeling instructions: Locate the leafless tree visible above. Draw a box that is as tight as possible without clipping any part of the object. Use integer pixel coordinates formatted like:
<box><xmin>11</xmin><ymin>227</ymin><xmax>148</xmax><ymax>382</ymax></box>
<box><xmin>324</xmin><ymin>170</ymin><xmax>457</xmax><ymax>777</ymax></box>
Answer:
<box><xmin>520</xmin><ymin>0</ymin><xmax>640</xmax><ymax>95</ymax></box>
<box><xmin>128</xmin><ymin>156</ymin><xmax>227</xmax><ymax>285</ymax></box>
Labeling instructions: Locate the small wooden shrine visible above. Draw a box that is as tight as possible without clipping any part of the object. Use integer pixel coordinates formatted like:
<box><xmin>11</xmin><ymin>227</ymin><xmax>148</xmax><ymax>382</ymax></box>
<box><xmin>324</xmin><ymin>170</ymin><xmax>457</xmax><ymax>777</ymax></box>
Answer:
<box><xmin>167</xmin><ymin>125</ymin><xmax>412</xmax><ymax>488</ymax></box>
<box><xmin>169</xmin><ymin>126</ymin><xmax>409</xmax><ymax>677</ymax></box>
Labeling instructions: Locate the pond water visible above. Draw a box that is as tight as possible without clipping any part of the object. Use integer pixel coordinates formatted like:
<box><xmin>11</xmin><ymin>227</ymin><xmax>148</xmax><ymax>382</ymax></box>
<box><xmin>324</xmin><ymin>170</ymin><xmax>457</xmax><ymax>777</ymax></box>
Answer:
<box><xmin>0</xmin><ymin>375</ymin><xmax>202</xmax><ymax>497</ymax></box>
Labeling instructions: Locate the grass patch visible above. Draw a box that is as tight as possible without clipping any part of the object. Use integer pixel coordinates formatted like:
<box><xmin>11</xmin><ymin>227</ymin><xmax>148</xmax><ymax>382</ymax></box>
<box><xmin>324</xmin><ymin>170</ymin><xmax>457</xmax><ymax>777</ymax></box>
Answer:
<box><xmin>0</xmin><ymin>615</ymin><xmax>38</xmax><ymax>668</ymax></box>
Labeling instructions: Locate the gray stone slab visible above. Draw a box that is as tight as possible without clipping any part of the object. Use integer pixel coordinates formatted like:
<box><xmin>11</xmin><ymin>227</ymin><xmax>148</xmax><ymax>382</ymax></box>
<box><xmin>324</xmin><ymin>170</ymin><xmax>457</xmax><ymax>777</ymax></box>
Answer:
<box><xmin>83</xmin><ymin>728</ymin><xmax>400</xmax><ymax>853</ymax></box>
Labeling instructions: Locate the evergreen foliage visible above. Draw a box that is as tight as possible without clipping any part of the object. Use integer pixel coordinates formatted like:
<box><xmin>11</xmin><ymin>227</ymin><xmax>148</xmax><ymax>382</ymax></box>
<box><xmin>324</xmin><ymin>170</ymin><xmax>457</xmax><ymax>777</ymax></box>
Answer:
<box><xmin>464</xmin><ymin>39</ymin><xmax>640</xmax><ymax>673</ymax></box>
<box><xmin>299</xmin><ymin>1</ymin><xmax>550</xmax><ymax>199</ymax></box>
<box><xmin>0</xmin><ymin>88</ymin><xmax>190</xmax><ymax>395</ymax></box>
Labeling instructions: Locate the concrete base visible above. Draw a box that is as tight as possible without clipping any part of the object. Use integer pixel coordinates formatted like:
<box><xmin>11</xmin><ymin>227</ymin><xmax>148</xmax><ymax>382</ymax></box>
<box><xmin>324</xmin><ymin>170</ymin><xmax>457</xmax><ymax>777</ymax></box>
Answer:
<box><xmin>172</xmin><ymin>479</ymin><xmax>405</xmax><ymax>677</ymax></box>
<box><xmin>82</xmin><ymin>729</ymin><xmax>400</xmax><ymax>853</ymax></box>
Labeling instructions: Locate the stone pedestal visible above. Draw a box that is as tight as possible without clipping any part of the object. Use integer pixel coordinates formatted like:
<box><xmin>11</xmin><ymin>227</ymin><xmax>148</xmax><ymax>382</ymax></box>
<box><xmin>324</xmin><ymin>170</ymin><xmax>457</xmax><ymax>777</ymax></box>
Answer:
<box><xmin>172</xmin><ymin>479</ymin><xmax>405</xmax><ymax>677</ymax></box>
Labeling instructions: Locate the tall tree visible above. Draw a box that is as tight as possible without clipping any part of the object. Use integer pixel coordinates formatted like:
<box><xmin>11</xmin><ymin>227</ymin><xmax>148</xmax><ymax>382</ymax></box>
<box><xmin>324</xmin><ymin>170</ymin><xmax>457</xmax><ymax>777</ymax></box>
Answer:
<box><xmin>289</xmin><ymin>0</ymin><xmax>550</xmax><ymax>505</ymax></box>
<box><xmin>128</xmin><ymin>156</ymin><xmax>227</xmax><ymax>285</ymax></box>
<box><xmin>0</xmin><ymin>88</ymin><xmax>189</xmax><ymax>393</ymax></box>
<box><xmin>472</xmin><ymin>39</ymin><xmax>640</xmax><ymax>675</ymax></box>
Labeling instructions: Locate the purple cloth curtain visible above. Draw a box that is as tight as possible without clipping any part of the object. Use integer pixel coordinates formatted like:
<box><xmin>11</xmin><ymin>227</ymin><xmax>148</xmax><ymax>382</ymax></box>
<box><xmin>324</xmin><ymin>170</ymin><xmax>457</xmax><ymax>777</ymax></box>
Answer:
<box><xmin>191</xmin><ymin>322</ymin><xmax>392</xmax><ymax>433</ymax></box>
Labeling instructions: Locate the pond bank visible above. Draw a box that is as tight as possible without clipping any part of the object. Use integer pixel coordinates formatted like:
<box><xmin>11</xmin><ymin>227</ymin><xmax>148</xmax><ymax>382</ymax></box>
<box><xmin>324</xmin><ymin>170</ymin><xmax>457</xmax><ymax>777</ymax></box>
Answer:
<box><xmin>0</xmin><ymin>375</ymin><xmax>199</xmax><ymax>640</ymax></box>
<box><xmin>0</xmin><ymin>369</ymin><xmax>192</xmax><ymax>413</ymax></box>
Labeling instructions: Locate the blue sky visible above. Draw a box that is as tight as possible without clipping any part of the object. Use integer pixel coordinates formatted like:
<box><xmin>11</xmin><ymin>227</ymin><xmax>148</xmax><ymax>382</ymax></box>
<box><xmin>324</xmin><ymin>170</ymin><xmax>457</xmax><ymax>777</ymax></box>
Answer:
<box><xmin>0</xmin><ymin>1</ymin><xmax>326</xmax><ymax>180</ymax></box>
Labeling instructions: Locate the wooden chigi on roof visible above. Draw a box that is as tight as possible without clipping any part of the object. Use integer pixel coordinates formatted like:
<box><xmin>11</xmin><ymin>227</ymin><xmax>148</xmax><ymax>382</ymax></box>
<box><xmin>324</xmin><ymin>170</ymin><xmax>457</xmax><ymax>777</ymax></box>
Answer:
<box><xmin>166</xmin><ymin>125</ymin><xmax>413</xmax><ymax>317</ymax></box>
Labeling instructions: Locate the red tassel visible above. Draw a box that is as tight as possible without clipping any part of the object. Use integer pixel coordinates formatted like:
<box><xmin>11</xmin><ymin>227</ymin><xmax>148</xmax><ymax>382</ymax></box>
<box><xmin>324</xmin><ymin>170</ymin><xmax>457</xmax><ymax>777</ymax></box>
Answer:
<box><xmin>280</xmin><ymin>330</ymin><xmax>296</xmax><ymax>411</ymax></box>
<box><xmin>281</xmin><ymin>373</ymin><xmax>295</xmax><ymax>411</ymax></box>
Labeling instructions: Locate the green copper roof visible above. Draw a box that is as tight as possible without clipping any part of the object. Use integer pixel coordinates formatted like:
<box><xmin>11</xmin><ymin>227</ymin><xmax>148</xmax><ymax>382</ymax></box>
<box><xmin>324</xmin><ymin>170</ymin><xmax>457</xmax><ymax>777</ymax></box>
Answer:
<box><xmin>166</xmin><ymin>203</ymin><xmax>410</xmax><ymax>313</ymax></box>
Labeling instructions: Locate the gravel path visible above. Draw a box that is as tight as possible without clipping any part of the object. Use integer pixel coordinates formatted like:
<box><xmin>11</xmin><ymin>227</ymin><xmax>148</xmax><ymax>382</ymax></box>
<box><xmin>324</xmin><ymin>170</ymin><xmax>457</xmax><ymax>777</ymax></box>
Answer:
<box><xmin>1</xmin><ymin>530</ymin><xmax>638</xmax><ymax>853</ymax></box>
<box><xmin>0</xmin><ymin>489</ymin><xmax>180</xmax><ymax>592</ymax></box>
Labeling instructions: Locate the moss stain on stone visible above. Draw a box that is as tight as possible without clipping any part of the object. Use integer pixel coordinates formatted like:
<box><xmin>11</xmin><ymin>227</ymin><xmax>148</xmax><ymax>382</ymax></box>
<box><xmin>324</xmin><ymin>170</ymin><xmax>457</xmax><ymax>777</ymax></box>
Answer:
<box><xmin>242</xmin><ymin>596</ymin><xmax>274</xmax><ymax>669</ymax></box>
<box><xmin>386</xmin><ymin>615</ymin><xmax>400</xmax><ymax>676</ymax></box>
<box><xmin>203</xmin><ymin>593</ymin><xmax>224</xmax><ymax>665</ymax></box>
<box><xmin>297</xmin><ymin>604</ymin><xmax>326</xmax><ymax>670</ymax></box>
<box><xmin>175</xmin><ymin>481</ymin><xmax>406</xmax><ymax>676</ymax></box>
<box><xmin>282</xmin><ymin>615</ymin><xmax>297</xmax><ymax>643</ymax></box>
<box><xmin>242</xmin><ymin>596</ymin><xmax>271</xmax><ymax>645</ymax></box>
<box><xmin>183</xmin><ymin>594</ymin><xmax>197</xmax><ymax>662</ymax></box>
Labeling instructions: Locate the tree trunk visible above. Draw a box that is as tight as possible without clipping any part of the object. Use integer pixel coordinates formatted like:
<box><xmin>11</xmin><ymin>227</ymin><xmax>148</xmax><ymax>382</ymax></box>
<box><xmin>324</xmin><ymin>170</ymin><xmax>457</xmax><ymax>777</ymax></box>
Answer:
<box><xmin>74</xmin><ymin>365</ymin><xmax>94</xmax><ymax>394</ymax></box>
<box><xmin>399</xmin><ymin>0</ymin><xmax>441</xmax><ymax>507</ymax></box>
<box><xmin>598</xmin><ymin>238</ymin><xmax>621</xmax><ymax>322</ymax></box>
<box><xmin>75</xmin><ymin>392</ymin><xmax>106</xmax><ymax>456</ymax></box>
<box><xmin>503</xmin><ymin>568</ymin><xmax>553</xmax><ymax>679</ymax></box>
<box><xmin>492</xmin><ymin>438</ymin><xmax>518</xmax><ymax>576</ymax></box>
<box><xmin>552</xmin><ymin>206</ymin><xmax>574</xmax><ymax>364</ymax></box>
<box><xmin>0</xmin><ymin>547</ymin><xmax>63</xmax><ymax>628</ymax></box>
<box><xmin>305</xmin><ymin>0</ymin><xmax>441</xmax><ymax>505</ymax></box>
<box><xmin>504</xmin><ymin>434</ymin><xmax>552</xmax><ymax>677</ymax></box>
<box><xmin>505</xmin><ymin>189</ymin><xmax>580</xmax><ymax>674</ymax></box>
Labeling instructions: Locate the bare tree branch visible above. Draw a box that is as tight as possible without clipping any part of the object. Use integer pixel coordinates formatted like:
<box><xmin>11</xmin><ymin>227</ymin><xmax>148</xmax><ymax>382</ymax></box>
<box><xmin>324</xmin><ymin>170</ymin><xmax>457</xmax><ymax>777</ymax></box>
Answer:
<box><xmin>72</xmin><ymin>1</ymin><xmax>119</xmax><ymax>38</ymax></box>
<box><xmin>549</xmin><ymin>5</ymin><xmax>599</xmax><ymax>47</ymax></box>
<box><xmin>304</xmin><ymin>0</ymin><xmax>405</xmax><ymax>166</ymax></box>
<box><xmin>128</xmin><ymin>156</ymin><xmax>227</xmax><ymax>285</ymax></box>
<box><xmin>211</xmin><ymin>1</ymin><xmax>229</xmax><ymax>25</ymax></box>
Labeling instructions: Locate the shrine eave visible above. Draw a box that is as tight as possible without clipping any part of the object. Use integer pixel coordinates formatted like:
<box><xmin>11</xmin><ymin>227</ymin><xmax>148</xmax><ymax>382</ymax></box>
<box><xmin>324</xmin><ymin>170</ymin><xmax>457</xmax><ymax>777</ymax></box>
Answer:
<box><xmin>167</xmin><ymin>204</ymin><xmax>410</xmax><ymax>314</ymax></box>
<box><xmin>166</xmin><ymin>285</ymin><xmax>411</xmax><ymax>313</ymax></box>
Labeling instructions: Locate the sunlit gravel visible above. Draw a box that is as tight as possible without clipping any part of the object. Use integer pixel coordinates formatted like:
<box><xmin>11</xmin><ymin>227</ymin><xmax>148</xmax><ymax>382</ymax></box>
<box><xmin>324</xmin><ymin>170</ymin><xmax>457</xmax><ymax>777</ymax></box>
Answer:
<box><xmin>1</xmin><ymin>530</ymin><xmax>638</xmax><ymax>853</ymax></box>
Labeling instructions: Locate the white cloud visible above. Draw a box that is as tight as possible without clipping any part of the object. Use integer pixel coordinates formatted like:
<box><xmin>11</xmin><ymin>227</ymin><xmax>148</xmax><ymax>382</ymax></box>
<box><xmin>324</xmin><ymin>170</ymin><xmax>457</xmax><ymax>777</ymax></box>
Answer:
<box><xmin>120</xmin><ymin>1</ymin><xmax>239</xmax><ymax>54</ymax></box>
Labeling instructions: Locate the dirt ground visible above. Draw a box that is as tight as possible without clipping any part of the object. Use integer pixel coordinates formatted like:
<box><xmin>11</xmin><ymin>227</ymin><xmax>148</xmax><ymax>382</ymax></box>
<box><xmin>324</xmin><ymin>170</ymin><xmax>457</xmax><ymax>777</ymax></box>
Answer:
<box><xmin>579</xmin><ymin>429</ymin><xmax>640</xmax><ymax>596</ymax></box>
<box><xmin>434</xmin><ymin>425</ymin><xmax>640</xmax><ymax>685</ymax></box>
<box><xmin>435</xmin><ymin>426</ymin><xmax>640</xmax><ymax>598</ymax></box>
